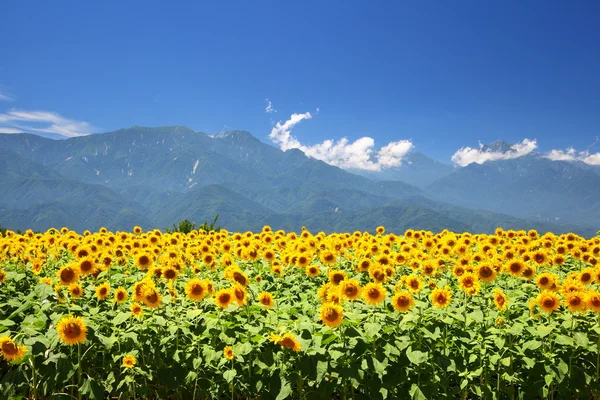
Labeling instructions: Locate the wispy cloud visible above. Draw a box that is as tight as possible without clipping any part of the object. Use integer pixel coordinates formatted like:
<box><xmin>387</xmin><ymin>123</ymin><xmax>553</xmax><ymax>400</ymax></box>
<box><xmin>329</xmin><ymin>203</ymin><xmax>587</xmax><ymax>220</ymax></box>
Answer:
<box><xmin>451</xmin><ymin>139</ymin><xmax>537</xmax><ymax>166</ymax></box>
<box><xmin>265</xmin><ymin>98</ymin><xmax>277</xmax><ymax>113</ymax></box>
<box><xmin>0</xmin><ymin>127</ymin><xmax>24</xmax><ymax>134</ymax></box>
<box><xmin>269</xmin><ymin>111</ymin><xmax>413</xmax><ymax>171</ymax></box>
<box><xmin>544</xmin><ymin>147</ymin><xmax>600</xmax><ymax>166</ymax></box>
<box><xmin>0</xmin><ymin>109</ymin><xmax>96</xmax><ymax>138</ymax></box>
<box><xmin>0</xmin><ymin>90</ymin><xmax>15</xmax><ymax>102</ymax></box>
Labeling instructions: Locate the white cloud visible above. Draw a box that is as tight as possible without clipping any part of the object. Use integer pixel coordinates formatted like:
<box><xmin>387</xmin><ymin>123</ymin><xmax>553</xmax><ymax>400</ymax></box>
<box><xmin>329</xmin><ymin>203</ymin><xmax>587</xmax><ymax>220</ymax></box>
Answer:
<box><xmin>269</xmin><ymin>112</ymin><xmax>413</xmax><ymax>171</ymax></box>
<box><xmin>265</xmin><ymin>98</ymin><xmax>277</xmax><ymax>113</ymax></box>
<box><xmin>0</xmin><ymin>92</ymin><xmax>15</xmax><ymax>102</ymax></box>
<box><xmin>0</xmin><ymin>109</ymin><xmax>96</xmax><ymax>138</ymax></box>
<box><xmin>451</xmin><ymin>138</ymin><xmax>537</xmax><ymax>166</ymax></box>
<box><xmin>0</xmin><ymin>127</ymin><xmax>24</xmax><ymax>134</ymax></box>
<box><xmin>545</xmin><ymin>147</ymin><xmax>600</xmax><ymax>166</ymax></box>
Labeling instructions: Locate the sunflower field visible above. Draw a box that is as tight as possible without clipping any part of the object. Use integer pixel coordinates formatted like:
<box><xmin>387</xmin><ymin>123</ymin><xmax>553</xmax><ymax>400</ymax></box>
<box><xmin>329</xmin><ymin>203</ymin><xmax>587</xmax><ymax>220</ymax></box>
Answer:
<box><xmin>1</xmin><ymin>226</ymin><xmax>600</xmax><ymax>399</ymax></box>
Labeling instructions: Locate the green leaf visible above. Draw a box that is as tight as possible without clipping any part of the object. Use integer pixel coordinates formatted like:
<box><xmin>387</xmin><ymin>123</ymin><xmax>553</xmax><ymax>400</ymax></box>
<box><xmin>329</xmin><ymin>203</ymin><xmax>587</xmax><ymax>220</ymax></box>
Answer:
<box><xmin>186</xmin><ymin>309</ymin><xmax>202</xmax><ymax>319</ymax></box>
<box><xmin>522</xmin><ymin>357</ymin><xmax>536</xmax><ymax>369</ymax></box>
<box><xmin>112</xmin><ymin>312</ymin><xmax>130</xmax><ymax>325</ymax></box>
<box><xmin>523</xmin><ymin>340</ymin><xmax>542</xmax><ymax>351</ymax></box>
<box><xmin>80</xmin><ymin>377</ymin><xmax>105</xmax><ymax>400</ymax></box>
<box><xmin>574</xmin><ymin>332</ymin><xmax>589</xmax><ymax>347</ymax></box>
<box><xmin>364</xmin><ymin>322</ymin><xmax>381</xmax><ymax>338</ymax></box>
<box><xmin>223</xmin><ymin>369</ymin><xmax>237</xmax><ymax>383</ymax></box>
<box><xmin>276</xmin><ymin>378</ymin><xmax>292</xmax><ymax>400</ymax></box>
<box><xmin>494</xmin><ymin>337</ymin><xmax>505</xmax><ymax>350</ymax></box>
<box><xmin>536</xmin><ymin>326</ymin><xmax>553</xmax><ymax>338</ymax></box>
<box><xmin>469</xmin><ymin>310</ymin><xmax>484</xmax><ymax>324</ymax></box>
<box><xmin>410</xmin><ymin>384</ymin><xmax>427</xmax><ymax>400</ymax></box>
<box><xmin>406</xmin><ymin>348</ymin><xmax>428</xmax><ymax>365</ymax></box>
<box><xmin>554</xmin><ymin>334</ymin><xmax>574</xmax><ymax>346</ymax></box>
<box><xmin>316</xmin><ymin>360</ymin><xmax>328</xmax><ymax>383</ymax></box>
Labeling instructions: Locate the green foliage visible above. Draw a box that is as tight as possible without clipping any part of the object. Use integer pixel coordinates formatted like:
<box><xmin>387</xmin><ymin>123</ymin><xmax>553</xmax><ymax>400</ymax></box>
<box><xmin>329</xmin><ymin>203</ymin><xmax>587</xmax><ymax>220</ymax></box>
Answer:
<box><xmin>166</xmin><ymin>216</ymin><xmax>220</xmax><ymax>234</ymax></box>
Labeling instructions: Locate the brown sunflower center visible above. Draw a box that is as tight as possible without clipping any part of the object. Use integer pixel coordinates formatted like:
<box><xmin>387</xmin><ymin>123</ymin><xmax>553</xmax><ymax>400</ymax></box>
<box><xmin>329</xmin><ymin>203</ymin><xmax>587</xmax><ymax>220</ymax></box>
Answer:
<box><xmin>61</xmin><ymin>268</ymin><xmax>75</xmax><ymax>282</ymax></box>
<box><xmin>191</xmin><ymin>284</ymin><xmax>203</xmax><ymax>295</ymax></box>
<box><xmin>2</xmin><ymin>342</ymin><xmax>18</xmax><ymax>355</ymax></box>
<box><xmin>396</xmin><ymin>296</ymin><xmax>410</xmax><ymax>308</ymax></box>
<box><xmin>64</xmin><ymin>323</ymin><xmax>82</xmax><ymax>339</ymax></box>
<box><xmin>325</xmin><ymin>308</ymin><xmax>339</xmax><ymax>322</ymax></box>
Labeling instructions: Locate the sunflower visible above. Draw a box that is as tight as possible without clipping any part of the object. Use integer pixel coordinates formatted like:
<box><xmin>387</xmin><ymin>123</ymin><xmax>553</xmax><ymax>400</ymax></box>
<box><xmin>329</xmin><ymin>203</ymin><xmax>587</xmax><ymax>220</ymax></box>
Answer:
<box><xmin>493</xmin><ymin>288</ymin><xmax>508</xmax><ymax>311</ymax></box>
<box><xmin>40</xmin><ymin>277</ymin><xmax>53</xmax><ymax>285</ymax></box>
<box><xmin>452</xmin><ymin>265</ymin><xmax>466</xmax><ymax>278</ymax></box>
<box><xmin>56</xmin><ymin>316</ymin><xmax>87</xmax><ymax>345</ymax></box>
<box><xmin>458</xmin><ymin>272</ymin><xmax>481</xmax><ymax>296</ymax></box>
<box><xmin>134</xmin><ymin>253</ymin><xmax>153</xmax><ymax>270</ymax></box>
<box><xmin>114</xmin><ymin>287</ymin><xmax>128</xmax><ymax>304</ymax></box>
<box><xmin>214</xmin><ymin>288</ymin><xmax>234</xmax><ymax>308</ymax></box>
<box><xmin>130</xmin><ymin>302</ymin><xmax>143</xmax><ymax>318</ymax></box>
<box><xmin>392</xmin><ymin>291</ymin><xmax>414</xmax><ymax>312</ymax></box>
<box><xmin>122</xmin><ymin>354</ymin><xmax>136</xmax><ymax>368</ymax></box>
<box><xmin>277</xmin><ymin>333</ymin><xmax>302</xmax><ymax>352</ymax></box>
<box><xmin>232</xmin><ymin>284</ymin><xmax>248</xmax><ymax>306</ymax></box>
<box><xmin>162</xmin><ymin>266</ymin><xmax>178</xmax><ymax>281</ymax></box>
<box><xmin>586</xmin><ymin>291</ymin><xmax>600</xmax><ymax>313</ymax></box>
<box><xmin>404</xmin><ymin>274</ymin><xmax>424</xmax><ymax>293</ymax></box>
<box><xmin>368</xmin><ymin>265</ymin><xmax>386</xmax><ymax>283</ymax></box>
<box><xmin>376</xmin><ymin>226</ymin><xmax>385</xmax><ymax>235</ymax></box>
<box><xmin>521</xmin><ymin>265</ymin><xmax>536</xmax><ymax>280</ymax></box>
<box><xmin>506</xmin><ymin>260</ymin><xmax>524</xmax><ymax>276</ymax></box>
<box><xmin>306</xmin><ymin>265</ymin><xmax>320</xmax><ymax>277</ymax></box>
<box><xmin>536</xmin><ymin>290</ymin><xmax>561</xmax><ymax>313</ymax></box>
<box><xmin>326</xmin><ymin>287</ymin><xmax>344</xmax><ymax>305</ymax></box>
<box><xmin>142</xmin><ymin>287</ymin><xmax>162</xmax><ymax>308</ymax></box>
<box><xmin>0</xmin><ymin>269</ymin><xmax>6</xmax><ymax>283</ymax></box>
<box><xmin>319</xmin><ymin>250</ymin><xmax>336</xmax><ymax>265</ymax></box>
<box><xmin>531</xmin><ymin>250</ymin><xmax>548</xmax><ymax>265</ymax></box>
<box><xmin>579</xmin><ymin>268</ymin><xmax>595</xmax><ymax>285</ymax></box>
<box><xmin>340</xmin><ymin>279</ymin><xmax>361</xmax><ymax>301</ymax></box>
<box><xmin>258</xmin><ymin>292</ymin><xmax>274</xmax><ymax>307</ymax></box>
<box><xmin>320</xmin><ymin>303</ymin><xmax>344</xmax><ymax>328</ymax></box>
<box><xmin>358</xmin><ymin>258</ymin><xmax>372</xmax><ymax>272</ymax></box>
<box><xmin>58</xmin><ymin>264</ymin><xmax>79</xmax><ymax>285</ymax></box>
<box><xmin>564</xmin><ymin>291</ymin><xmax>587</xmax><ymax>312</ymax></box>
<box><xmin>95</xmin><ymin>282</ymin><xmax>110</xmax><ymax>300</ymax></box>
<box><xmin>496</xmin><ymin>317</ymin><xmax>505</xmax><ymax>326</ymax></box>
<box><xmin>328</xmin><ymin>270</ymin><xmax>347</xmax><ymax>285</ymax></box>
<box><xmin>133</xmin><ymin>226</ymin><xmax>142</xmax><ymax>234</ymax></box>
<box><xmin>78</xmin><ymin>257</ymin><xmax>95</xmax><ymax>275</ymax></box>
<box><xmin>224</xmin><ymin>346</ymin><xmax>235</xmax><ymax>360</ymax></box>
<box><xmin>476</xmin><ymin>263</ymin><xmax>497</xmax><ymax>283</ymax></box>
<box><xmin>363</xmin><ymin>282</ymin><xmax>387</xmax><ymax>305</ymax></box>
<box><xmin>0</xmin><ymin>336</ymin><xmax>27</xmax><ymax>362</ymax></box>
<box><xmin>430</xmin><ymin>287</ymin><xmax>453</xmax><ymax>308</ymax></box>
<box><xmin>536</xmin><ymin>272</ymin><xmax>557</xmax><ymax>290</ymax></box>
<box><xmin>185</xmin><ymin>278</ymin><xmax>208</xmax><ymax>301</ymax></box>
<box><xmin>133</xmin><ymin>279</ymin><xmax>153</xmax><ymax>302</ymax></box>
<box><xmin>69</xmin><ymin>283</ymin><xmax>84</xmax><ymax>298</ymax></box>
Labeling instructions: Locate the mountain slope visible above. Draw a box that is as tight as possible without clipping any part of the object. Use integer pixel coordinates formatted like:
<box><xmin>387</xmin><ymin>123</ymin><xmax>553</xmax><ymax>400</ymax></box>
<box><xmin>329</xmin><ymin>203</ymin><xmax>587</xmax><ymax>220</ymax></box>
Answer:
<box><xmin>426</xmin><ymin>155</ymin><xmax>600</xmax><ymax>228</ymax></box>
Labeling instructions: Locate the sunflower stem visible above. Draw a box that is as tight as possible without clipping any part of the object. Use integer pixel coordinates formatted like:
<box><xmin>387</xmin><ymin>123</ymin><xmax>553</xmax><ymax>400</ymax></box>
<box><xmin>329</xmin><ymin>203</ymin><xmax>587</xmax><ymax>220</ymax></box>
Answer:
<box><xmin>29</xmin><ymin>358</ymin><xmax>37</xmax><ymax>400</ymax></box>
<box><xmin>77</xmin><ymin>343</ymin><xmax>82</xmax><ymax>400</ymax></box>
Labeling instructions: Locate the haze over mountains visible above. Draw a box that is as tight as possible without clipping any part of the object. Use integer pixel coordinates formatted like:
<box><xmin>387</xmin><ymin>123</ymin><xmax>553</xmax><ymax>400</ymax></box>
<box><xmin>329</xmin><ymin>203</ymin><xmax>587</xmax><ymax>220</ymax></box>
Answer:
<box><xmin>0</xmin><ymin>127</ymin><xmax>598</xmax><ymax>236</ymax></box>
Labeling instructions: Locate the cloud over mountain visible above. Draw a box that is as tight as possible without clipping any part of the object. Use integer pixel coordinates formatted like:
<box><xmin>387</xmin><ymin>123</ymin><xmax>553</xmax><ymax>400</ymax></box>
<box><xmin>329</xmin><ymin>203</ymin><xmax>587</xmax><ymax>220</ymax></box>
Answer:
<box><xmin>269</xmin><ymin>112</ymin><xmax>413</xmax><ymax>171</ymax></box>
<box><xmin>451</xmin><ymin>139</ymin><xmax>537</xmax><ymax>166</ymax></box>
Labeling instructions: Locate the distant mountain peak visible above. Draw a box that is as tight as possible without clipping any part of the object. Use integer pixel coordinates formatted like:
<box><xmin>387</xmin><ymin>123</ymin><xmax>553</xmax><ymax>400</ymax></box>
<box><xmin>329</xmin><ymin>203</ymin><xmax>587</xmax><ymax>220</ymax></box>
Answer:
<box><xmin>213</xmin><ymin>130</ymin><xmax>259</xmax><ymax>142</ymax></box>
<box><xmin>482</xmin><ymin>140</ymin><xmax>513</xmax><ymax>153</ymax></box>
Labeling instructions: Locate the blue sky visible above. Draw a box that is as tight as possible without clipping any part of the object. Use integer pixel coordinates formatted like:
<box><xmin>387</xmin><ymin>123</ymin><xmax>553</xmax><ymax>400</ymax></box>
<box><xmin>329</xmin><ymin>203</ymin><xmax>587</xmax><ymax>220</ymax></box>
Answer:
<box><xmin>1</xmin><ymin>1</ymin><xmax>599</xmax><ymax>166</ymax></box>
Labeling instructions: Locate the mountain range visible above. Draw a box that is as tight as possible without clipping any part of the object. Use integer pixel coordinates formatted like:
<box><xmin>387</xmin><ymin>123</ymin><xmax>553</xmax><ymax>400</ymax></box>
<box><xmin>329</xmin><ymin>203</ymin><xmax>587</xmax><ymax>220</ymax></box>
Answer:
<box><xmin>0</xmin><ymin>127</ymin><xmax>598</xmax><ymax>236</ymax></box>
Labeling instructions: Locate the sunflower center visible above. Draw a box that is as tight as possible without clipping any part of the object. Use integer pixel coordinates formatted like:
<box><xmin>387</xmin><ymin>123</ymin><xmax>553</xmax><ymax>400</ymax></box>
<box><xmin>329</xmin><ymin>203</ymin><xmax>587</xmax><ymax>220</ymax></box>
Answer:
<box><xmin>191</xmin><ymin>284</ymin><xmax>203</xmax><ymax>295</ymax></box>
<box><xmin>325</xmin><ymin>309</ymin><xmax>339</xmax><ymax>322</ymax></box>
<box><xmin>2</xmin><ymin>342</ymin><xmax>18</xmax><ymax>355</ymax></box>
<box><xmin>436</xmin><ymin>294</ymin><xmax>447</xmax><ymax>304</ymax></box>
<box><xmin>64</xmin><ymin>323</ymin><xmax>82</xmax><ymax>338</ymax></box>
<box><xmin>479</xmin><ymin>267</ymin><xmax>493</xmax><ymax>278</ymax></box>
<box><xmin>332</xmin><ymin>274</ymin><xmax>344</xmax><ymax>285</ymax></box>
<box><xmin>543</xmin><ymin>298</ymin><xmax>555</xmax><ymax>308</ymax></box>
<box><xmin>396</xmin><ymin>296</ymin><xmax>410</xmax><ymax>308</ymax></box>
<box><xmin>139</xmin><ymin>256</ymin><xmax>150</xmax><ymax>266</ymax></box>
<box><xmin>368</xmin><ymin>288</ymin><xmax>380</xmax><ymax>299</ymax></box>
<box><xmin>539</xmin><ymin>277</ymin><xmax>549</xmax><ymax>286</ymax></box>
<box><xmin>61</xmin><ymin>269</ymin><xmax>75</xmax><ymax>282</ymax></box>
<box><xmin>80</xmin><ymin>261</ymin><xmax>93</xmax><ymax>272</ymax></box>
